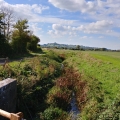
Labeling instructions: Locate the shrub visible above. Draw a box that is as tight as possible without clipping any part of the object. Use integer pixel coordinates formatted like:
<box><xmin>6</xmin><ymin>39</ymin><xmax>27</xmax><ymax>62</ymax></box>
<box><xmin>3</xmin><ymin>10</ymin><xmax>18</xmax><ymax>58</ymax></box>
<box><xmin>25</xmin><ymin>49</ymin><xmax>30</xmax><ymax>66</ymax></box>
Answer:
<box><xmin>40</xmin><ymin>106</ymin><xmax>68</xmax><ymax>120</ymax></box>
<box><xmin>46</xmin><ymin>50</ymin><xmax>62</xmax><ymax>63</ymax></box>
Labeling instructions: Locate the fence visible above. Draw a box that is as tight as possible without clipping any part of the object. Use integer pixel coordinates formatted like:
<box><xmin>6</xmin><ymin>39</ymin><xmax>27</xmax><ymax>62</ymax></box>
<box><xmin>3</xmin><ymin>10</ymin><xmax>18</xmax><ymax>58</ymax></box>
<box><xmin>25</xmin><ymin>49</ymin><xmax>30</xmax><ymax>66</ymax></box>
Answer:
<box><xmin>0</xmin><ymin>109</ymin><xmax>23</xmax><ymax>120</ymax></box>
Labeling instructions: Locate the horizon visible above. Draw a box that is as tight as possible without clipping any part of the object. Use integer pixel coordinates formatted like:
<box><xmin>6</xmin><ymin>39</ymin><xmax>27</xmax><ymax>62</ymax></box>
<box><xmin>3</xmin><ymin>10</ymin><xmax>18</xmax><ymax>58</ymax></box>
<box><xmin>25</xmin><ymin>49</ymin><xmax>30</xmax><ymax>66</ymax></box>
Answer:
<box><xmin>1</xmin><ymin>0</ymin><xmax>120</xmax><ymax>50</ymax></box>
<box><xmin>41</xmin><ymin>42</ymin><xmax>119</xmax><ymax>50</ymax></box>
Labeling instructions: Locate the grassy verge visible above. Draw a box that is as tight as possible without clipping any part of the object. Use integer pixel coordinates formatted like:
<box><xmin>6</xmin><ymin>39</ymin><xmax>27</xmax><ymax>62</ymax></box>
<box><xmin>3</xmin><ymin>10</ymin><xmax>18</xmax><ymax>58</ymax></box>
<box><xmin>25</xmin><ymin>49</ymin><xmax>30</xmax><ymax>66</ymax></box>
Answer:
<box><xmin>52</xmin><ymin>49</ymin><xmax>120</xmax><ymax>120</ymax></box>
<box><xmin>0</xmin><ymin>50</ymin><xmax>64</xmax><ymax>119</ymax></box>
<box><xmin>0</xmin><ymin>49</ymin><xmax>119</xmax><ymax>120</ymax></box>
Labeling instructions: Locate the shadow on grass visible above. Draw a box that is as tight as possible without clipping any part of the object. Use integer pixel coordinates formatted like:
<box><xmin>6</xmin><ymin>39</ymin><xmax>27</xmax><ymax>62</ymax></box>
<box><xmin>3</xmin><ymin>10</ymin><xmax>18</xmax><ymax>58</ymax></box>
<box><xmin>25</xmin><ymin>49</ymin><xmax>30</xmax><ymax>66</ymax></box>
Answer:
<box><xmin>17</xmin><ymin>71</ymin><xmax>62</xmax><ymax>120</ymax></box>
<box><xmin>9</xmin><ymin>49</ymin><xmax>46</xmax><ymax>61</ymax></box>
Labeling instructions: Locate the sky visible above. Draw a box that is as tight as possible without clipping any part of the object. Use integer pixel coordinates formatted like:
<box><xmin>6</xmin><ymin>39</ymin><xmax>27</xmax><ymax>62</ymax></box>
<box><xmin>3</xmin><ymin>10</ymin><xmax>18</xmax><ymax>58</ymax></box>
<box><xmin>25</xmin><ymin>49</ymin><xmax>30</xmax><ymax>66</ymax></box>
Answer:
<box><xmin>0</xmin><ymin>0</ymin><xmax>120</xmax><ymax>49</ymax></box>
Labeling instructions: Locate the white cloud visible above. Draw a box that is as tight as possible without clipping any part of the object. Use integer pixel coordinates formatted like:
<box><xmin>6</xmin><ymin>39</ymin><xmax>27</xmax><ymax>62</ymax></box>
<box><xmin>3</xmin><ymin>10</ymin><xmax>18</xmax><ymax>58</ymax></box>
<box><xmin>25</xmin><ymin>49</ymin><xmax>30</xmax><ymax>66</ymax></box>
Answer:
<box><xmin>83</xmin><ymin>20</ymin><xmax>113</xmax><ymax>33</ymax></box>
<box><xmin>0</xmin><ymin>0</ymin><xmax>78</xmax><ymax>26</ymax></box>
<box><xmin>48</xmin><ymin>0</ymin><xmax>120</xmax><ymax>29</ymax></box>
<box><xmin>49</xmin><ymin>0</ymin><xmax>120</xmax><ymax>15</ymax></box>
<box><xmin>29</xmin><ymin>23</ymin><xmax>42</xmax><ymax>33</ymax></box>
<box><xmin>52</xmin><ymin>24</ymin><xmax>71</xmax><ymax>31</ymax></box>
<box><xmin>0</xmin><ymin>1</ymin><xmax>49</xmax><ymax>14</ymax></box>
<box><xmin>28</xmin><ymin>23</ymin><xmax>43</xmax><ymax>39</ymax></box>
<box><xmin>0</xmin><ymin>0</ymin><xmax>49</xmax><ymax>20</ymax></box>
<box><xmin>48</xmin><ymin>24</ymin><xmax>75</xmax><ymax>36</ymax></box>
<box><xmin>32</xmin><ymin>4</ymin><xmax>49</xmax><ymax>13</ymax></box>
<box><xmin>48</xmin><ymin>25</ymin><xmax>65</xmax><ymax>36</ymax></box>
<box><xmin>99</xmin><ymin>36</ymin><xmax>104</xmax><ymax>39</ymax></box>
<box><xmin>49</xmin><ymin>0</ymin><xmax>96</xmax><ymax>13</ymax></box>
<box><xmin>48</xmin><ymin>20</ymin><xmax>114</xmax><ymax>37</ymax></box>
<box><xmin>80</xmin><ymin>36</ymin><xmax>88</xmax><ymax>39</ymax></box>
<box><xmin>0</xmin><ymin>0</ymin><xmax>5</xmax><ymax>4</ymax></box>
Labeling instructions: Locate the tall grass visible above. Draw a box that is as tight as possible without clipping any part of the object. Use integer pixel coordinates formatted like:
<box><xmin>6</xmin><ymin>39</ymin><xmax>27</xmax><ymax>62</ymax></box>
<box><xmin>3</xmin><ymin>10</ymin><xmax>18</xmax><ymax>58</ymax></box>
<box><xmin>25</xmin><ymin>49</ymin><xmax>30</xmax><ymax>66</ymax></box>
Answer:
<box><xmin>52</xmin><ymin>49</ymin><xmax>120</xmax><ymax>119</ymax></box>
<box><xmin>0</xmin><ymin>50</ymin><xmax>63</xmax><ymax>119</ymax></box>
<box><xmin>0</xmin><ymin>49</ymin><xmax>119</xmax><ymax>119</ymax></box>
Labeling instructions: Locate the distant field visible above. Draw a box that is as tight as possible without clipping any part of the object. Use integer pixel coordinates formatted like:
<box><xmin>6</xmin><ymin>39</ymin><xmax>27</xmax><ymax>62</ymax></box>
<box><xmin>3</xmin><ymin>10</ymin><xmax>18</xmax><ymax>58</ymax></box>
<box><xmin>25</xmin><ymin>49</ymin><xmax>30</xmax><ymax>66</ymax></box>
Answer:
<box><xmin>82</xmin><ymin>51</ymin><xmax>120</xmax><ymax>66</ymax></box>
<box><xmin>83</xmin><ymin>51</ymin><xmax>120</xmax><ymax>59</ymax></box>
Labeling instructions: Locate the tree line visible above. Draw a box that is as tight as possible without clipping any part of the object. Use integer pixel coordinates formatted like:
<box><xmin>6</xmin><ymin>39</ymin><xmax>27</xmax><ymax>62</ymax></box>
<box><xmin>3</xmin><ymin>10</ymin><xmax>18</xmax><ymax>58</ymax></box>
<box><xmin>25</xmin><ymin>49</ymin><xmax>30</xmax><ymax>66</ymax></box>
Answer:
<box><xmin>0</xmin><ymin>7</ymin><xmax>40</xmax><ymax>57</ymax></box>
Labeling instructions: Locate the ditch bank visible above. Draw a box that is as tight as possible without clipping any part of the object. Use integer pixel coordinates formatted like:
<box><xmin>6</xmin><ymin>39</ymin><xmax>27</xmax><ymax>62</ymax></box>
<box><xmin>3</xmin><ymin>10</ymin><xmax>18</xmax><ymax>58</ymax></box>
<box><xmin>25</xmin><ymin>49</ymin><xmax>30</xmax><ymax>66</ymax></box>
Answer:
<box><xmin>41</xmin><ymin>67</ymin><xmax>87</xmax><ymax>120</ymax></box>
<box><xmin>0</xmin><ymin>51</ymin><xmax>88</xmax><ymax>120</ymax></box>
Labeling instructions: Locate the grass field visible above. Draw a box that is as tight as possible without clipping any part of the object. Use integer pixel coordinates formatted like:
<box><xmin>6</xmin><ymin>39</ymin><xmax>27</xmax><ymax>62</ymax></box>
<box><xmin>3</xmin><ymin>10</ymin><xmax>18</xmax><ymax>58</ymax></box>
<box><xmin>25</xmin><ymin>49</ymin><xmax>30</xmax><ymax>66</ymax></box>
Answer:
<box><xmin>0</xmin><ymin>49</ymin><xmax>120</xmax><ymax>120</ymax></box>
<box><xmin>84</xmin><ymin>51</ymin><xmax>120</xmax><ymax>66</ymax></box>
<box><xmin>52</xmin><ymin>49</ymin><xmax>120</xmax><ymax>119</ymax></box>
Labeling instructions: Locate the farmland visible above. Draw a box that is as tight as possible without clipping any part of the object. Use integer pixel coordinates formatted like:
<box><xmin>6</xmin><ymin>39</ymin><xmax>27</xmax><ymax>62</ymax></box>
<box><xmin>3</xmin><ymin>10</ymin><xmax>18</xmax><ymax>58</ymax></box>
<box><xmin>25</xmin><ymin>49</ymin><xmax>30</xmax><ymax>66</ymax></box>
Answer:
<box><xmin>49</xmin><ymin>50</ymin><xmax>120</xmax><ymax>119</ymax></box>
<box><xmin>0</xmin><ymin>49</ymin><xmax>120</xmax><ymax>120</ymax></box>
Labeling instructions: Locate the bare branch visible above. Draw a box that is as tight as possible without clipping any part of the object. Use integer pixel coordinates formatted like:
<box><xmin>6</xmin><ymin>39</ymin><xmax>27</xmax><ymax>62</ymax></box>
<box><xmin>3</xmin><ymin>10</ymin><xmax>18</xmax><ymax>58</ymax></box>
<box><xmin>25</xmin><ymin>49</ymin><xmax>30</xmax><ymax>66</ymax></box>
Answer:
<box><xmin>0</xmin><ymin>6</ymin><xmax>15</xmax><ymax>41</ymax></box>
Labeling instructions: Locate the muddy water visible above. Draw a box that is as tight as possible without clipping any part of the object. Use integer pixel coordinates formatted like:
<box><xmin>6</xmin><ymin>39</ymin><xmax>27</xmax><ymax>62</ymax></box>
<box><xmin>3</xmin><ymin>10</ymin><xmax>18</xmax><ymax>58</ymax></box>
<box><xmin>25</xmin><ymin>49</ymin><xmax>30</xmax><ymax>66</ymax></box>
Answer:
<box><xmin>69</xmin><ymin>92</ymin><xmax>80</xmax><ymax>120</ymax></box>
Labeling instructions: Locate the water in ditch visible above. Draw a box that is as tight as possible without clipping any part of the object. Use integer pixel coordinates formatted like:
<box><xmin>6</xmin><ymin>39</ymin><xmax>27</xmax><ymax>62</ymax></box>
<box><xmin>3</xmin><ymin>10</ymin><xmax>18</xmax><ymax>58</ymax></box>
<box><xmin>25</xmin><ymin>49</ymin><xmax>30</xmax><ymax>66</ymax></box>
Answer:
<box><xmin>69</xmin><ymin>92</ymin><xmax>80</xmax><ymax>120</ymax></box>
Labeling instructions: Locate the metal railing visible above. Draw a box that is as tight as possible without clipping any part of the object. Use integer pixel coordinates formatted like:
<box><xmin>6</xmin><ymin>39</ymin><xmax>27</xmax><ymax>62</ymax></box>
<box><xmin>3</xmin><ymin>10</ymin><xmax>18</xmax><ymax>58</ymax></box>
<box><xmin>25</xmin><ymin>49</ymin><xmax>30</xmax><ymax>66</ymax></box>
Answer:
<box><xmin>0</xmin><ymin>109</ymin><xmax>24</xmax><ymax>120</ymax></box>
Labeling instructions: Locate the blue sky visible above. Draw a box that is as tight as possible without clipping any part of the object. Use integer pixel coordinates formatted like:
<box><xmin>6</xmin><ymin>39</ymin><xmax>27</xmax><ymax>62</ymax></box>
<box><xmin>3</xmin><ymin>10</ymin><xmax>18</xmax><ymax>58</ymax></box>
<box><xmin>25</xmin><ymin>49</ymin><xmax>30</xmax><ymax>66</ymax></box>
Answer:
<box><xmin>0</xmin><ymin>0</ymin><xmax>120</xmax><ymax>49</ymax></box>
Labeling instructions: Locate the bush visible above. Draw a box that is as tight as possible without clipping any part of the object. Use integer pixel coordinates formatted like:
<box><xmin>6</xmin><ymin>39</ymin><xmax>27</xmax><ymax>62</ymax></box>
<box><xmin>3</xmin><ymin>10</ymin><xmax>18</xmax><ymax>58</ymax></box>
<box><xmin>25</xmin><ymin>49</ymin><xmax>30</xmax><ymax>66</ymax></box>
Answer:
<box><xmin>41</xmin><ymin>106</ymin><xmax>68</xmax><ymax>120</ymax></box>
<box><xmin>46</xmin><ymin>50</ymin><xmax>62</xmax><ymax>63</ymax></box>
<box><xmin>0</xmin><ymin>34</ymin><xmax>12</xmax><ymax>57</ymax></box>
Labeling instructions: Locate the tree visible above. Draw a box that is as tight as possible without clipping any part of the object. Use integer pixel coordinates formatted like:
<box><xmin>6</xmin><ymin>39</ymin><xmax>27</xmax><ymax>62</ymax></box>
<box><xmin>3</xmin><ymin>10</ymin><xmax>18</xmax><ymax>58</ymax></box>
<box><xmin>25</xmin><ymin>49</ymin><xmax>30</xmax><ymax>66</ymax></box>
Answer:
<box><xmin>27</xmin><ymin>35</ymin><xmax>40</xmax><ymax>51</ymax></box>
<box><xmin>11</xmin><ymin>19</ymin><xmax>30</xmax><ymax>54</ymax></box>
<box><xmin>100</xmin><ymin>48</ymin><xmax>107</xmax><ymax>51</ymax></box>
<box><xmin>76</xmin><ymin>45</ymin><xmax>80</xmax><ymax>50</ymax></box>
<box><xmin>0</xmin><ymin>13</ymin><xmax>11</xmax><ymax>57</ymax></box>
<box><xmin>13</xmin><ymin>19</ymin><xmax>29</xmax><ymax>35</ymax></box>
<box><xmin>0</xmin><ymin>13</ymin><xmax>6</xmax><ymax>35</ymax></box>
<box><xmin>0</xmin><ymin>13</ymin><xmax>3</xmax><ymax>35</ymax></box>
<box><xmin>0</xmin><ymin>6</ymin><xmax>14</xmax><ymax>41</ymax></box>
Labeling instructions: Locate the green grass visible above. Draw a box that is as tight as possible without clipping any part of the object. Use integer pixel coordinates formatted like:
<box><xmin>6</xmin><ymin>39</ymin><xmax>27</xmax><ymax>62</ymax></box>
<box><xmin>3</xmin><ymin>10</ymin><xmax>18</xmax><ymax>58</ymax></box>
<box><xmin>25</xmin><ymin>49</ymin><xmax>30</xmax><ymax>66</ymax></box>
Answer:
<box><xmin>0</xmin><ymin>49</ymin><xmax>120</xmax><ymax>119</ymax></box>
<box><xmin>0</xmin><ymin>50</ymin><xmax>64</xmax><ymax>119</ymax></box>
<box><xmin>83</xmin><ymin>51</ymin><xmax>120</xmax><ymax>59</ymax></box>
<box><xmin>84</xmin><ymin>51</ymin><xmax>120</xmax><ymax>67</ymax></box>
<box><xmin>52</xmin><ymin>49</ymin><xmax>120</xmax><ymax>119</ymax></box>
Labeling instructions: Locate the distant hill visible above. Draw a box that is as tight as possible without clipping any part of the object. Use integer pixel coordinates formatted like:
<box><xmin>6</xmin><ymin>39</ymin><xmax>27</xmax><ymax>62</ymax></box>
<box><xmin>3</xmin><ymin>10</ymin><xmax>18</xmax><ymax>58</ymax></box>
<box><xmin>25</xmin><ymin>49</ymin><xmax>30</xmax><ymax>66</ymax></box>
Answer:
<box><xmin>41</xmin><ymin>42</ymin><xmax>110</xmax><ymax>51</ymax></box>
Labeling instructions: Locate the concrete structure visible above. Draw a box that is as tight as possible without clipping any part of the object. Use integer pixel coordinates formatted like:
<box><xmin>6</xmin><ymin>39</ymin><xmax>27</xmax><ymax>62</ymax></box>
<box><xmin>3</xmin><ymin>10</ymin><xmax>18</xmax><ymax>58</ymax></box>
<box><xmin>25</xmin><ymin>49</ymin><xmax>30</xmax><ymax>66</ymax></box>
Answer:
<box><xmin>0</xmin><ymin>78</ymin><xmax>17</xmax><ymax>120</ymax></box>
